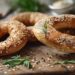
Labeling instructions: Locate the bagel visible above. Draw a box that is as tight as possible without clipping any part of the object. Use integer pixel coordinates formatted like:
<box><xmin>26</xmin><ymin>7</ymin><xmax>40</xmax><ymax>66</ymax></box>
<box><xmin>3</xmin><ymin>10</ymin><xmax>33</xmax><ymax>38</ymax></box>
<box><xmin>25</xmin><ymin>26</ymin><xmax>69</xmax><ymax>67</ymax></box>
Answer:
<box><xmin>33</xmin><ymin>15</ymin><xmax>75</xmax><ymax>54</ymax></box>
<box><xmin>0</xmin><ymin>20</ymin><xmax>27</xmax><ymax>56</ymax></box>
<box><xmin>12</xmin><ymin>12</ymin><xmax>48</xmax><ymax>41</ymax></box>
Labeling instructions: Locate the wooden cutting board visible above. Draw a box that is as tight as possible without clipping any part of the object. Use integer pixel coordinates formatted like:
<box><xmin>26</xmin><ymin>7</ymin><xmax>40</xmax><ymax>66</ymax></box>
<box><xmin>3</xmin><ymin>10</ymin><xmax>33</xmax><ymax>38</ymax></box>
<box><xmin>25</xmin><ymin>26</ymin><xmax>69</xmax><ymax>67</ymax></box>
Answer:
<box><xmin>0</xmin><ymin>42</ymin><xmax>75</xmax><ymax>75</ymax></box>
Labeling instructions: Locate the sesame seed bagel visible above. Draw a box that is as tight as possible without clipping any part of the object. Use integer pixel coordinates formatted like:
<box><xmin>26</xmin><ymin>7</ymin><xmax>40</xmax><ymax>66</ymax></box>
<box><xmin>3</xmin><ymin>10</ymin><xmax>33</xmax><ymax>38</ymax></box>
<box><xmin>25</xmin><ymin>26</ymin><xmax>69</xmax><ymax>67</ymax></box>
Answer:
<box><xmin>33</xmin><ymin>15</ymin><xmax>75</xmax><ymax>54</ymax></box>
<box><xmin>0</xmin><ymin>20</ymin><xmax>27</xmax><ymax>56</ymax></box>
<box><xmin>12</xmin><ymin>12</ymin><xmax>48</xmax><ymax>41</ymax></box>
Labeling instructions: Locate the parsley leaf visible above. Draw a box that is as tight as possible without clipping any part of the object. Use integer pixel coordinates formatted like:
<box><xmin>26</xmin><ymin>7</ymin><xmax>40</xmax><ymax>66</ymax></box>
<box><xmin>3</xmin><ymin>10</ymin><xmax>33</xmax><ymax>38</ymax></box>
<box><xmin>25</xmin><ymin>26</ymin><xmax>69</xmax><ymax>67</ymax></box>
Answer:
<box><xmin>3</xmin><ymin>55</ymin><xmax>32</xmax><ymax>69</ymax></box>
<box><xmin>54</xmin><ymin>60</ymin><xmax>75</xmax><ymax>64</ymax></box>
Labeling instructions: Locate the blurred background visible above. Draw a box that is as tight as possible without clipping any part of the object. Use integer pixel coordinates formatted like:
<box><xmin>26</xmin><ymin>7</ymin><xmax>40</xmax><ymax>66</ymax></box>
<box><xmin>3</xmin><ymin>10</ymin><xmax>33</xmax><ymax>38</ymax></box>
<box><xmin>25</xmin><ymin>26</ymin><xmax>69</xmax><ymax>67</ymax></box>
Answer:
<box><xmin>0</xmin><ymin>0</ymin><xmax>75</xmax><ymax>20</ymax></box>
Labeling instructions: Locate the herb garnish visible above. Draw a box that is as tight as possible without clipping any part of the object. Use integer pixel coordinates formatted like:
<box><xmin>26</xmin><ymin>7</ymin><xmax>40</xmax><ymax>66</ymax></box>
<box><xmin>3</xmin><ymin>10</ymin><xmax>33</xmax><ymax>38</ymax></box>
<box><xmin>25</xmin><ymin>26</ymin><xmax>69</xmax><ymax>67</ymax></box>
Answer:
<box><xmin>54</xmin><ymin>60</ymin><xmax>75</xmax><ymax>65</ymax></box>
<box><xmin>9</xmin><ymin>0</ymin><xmax>49</xmax><ymax>12</ymax></box>
<box><xmin>43</xmin><ymin>22</ymin><xmax>48</xmax><ymax>34</ymax></box>
<box><xmin>3</xmin><ymin>55</ymin><xmax>32</xmax><ymax>69</ymax></box>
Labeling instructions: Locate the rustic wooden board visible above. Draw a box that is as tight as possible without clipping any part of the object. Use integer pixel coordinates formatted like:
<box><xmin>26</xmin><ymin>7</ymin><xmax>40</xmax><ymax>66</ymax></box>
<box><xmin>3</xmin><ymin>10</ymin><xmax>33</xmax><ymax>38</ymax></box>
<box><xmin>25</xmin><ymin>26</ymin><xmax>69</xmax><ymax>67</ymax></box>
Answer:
<box><xmin>0</xmin><ymin>42</ymin><xmax>75</xmax><ymax>75</ymax></box>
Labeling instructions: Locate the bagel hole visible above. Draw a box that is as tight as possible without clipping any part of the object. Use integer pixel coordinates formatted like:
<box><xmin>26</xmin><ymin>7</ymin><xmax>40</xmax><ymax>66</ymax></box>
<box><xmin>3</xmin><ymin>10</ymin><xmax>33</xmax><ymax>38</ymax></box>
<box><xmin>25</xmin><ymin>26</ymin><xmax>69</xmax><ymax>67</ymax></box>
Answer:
<box><xmin>25</xmin><ymin>23</ymin><xmax>34</xmax><ymax>26</ymax></box>
<box><xmin>19</xmin><ymin>21</ymin><xmax>34</xmax><ymax>26</ymax></box>
<box><xmin>58</xmin><ymin>28</ymin><xmax>75</xmax><ymax>35</ymax></box>
<box><xmin>0</xmin><ymin>33</ymin><xmax>9</xmax><ymax>42</ymax></box>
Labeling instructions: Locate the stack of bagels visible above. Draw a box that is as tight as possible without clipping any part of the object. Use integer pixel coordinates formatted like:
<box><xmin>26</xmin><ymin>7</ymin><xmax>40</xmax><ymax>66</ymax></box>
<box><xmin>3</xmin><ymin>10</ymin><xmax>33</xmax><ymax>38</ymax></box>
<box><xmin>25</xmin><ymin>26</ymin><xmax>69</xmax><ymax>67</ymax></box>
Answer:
<box><xmin>0</xmin><ymin>12</ymin><xmax>75</xmax><ymax>56</ymax></box>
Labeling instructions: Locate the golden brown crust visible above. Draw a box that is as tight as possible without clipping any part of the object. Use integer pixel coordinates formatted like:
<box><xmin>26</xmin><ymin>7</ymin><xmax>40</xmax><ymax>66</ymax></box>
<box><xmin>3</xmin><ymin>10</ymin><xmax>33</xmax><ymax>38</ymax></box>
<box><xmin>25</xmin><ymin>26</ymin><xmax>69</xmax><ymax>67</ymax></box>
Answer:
<box><xmin>0</xmin><ymin>20</ymin><xmax>28</xmax><ymax>56</ymax></box>
<box><xmin>12</xmin><ymin>12</ymin><xmax>48</xmax><ymax>41</ymax></box>
<box><xmin>33</xmin><ymin>15</ymin><xmax>75</xmax><ymax>54</ymax></box>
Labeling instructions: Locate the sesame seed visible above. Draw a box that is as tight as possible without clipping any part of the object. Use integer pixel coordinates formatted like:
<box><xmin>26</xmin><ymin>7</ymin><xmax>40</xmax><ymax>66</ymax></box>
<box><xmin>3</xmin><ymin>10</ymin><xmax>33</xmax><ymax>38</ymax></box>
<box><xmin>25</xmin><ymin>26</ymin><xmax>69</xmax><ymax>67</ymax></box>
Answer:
<box><xmin>71</xmin><ymin>65</ymin><xmax>74</xmax><ymax>68</ymax></box>
<box><xmin>4</xmin><ymin>71</ymin><xmax>7</xmax><ymax>74</ymax></box>
<box><xmin>50</xmin><ymin>65</ymin><xmax>54</xmax><ymax>68</ymax></box>
<box><xmin>67</xmin><ymin>66</ymin><xmax>71</xmax><ymax>69</ymax></box>
<box><xmin>12</xmin><ymin>68</ymin><xmax>16</xmax><ymax>71</ymax></box>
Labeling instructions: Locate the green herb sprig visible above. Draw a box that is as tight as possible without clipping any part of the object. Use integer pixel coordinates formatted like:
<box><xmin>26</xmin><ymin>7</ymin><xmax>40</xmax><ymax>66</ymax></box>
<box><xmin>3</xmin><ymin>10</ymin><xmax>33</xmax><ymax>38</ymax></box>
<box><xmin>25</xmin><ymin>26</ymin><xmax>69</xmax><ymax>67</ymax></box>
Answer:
<box><xmin>9</xmin><ymin>0</ymin><xmax>49</xmax><ymax>12</ymax></box>
<box><xmin>54</xmin><ymin>60</ymin><xmax>75</xmax><ymax>65</ymax></box>
<box><xmin>3</xmin><ymin>55</ymin><xmax>32</xmax><ymax>69</ymax></box>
